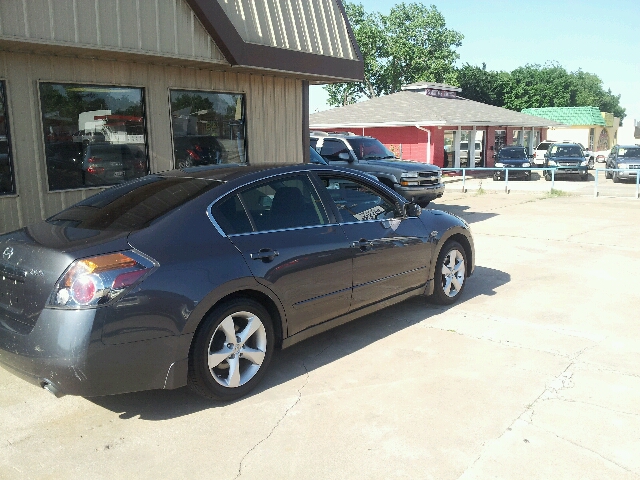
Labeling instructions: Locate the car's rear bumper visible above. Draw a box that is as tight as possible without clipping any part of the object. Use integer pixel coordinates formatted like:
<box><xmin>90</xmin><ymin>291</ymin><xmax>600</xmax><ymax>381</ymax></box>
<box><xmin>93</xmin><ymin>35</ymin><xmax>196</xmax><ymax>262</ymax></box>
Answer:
<box><xmin>0</xmin><ymin>308</ymin><xmax>188</xmax><ymax>397</ymax></box>
<box><xmin>395</xmin><ymin>183</ymin><xmax>445</xmax><ymax>203</ymax></box>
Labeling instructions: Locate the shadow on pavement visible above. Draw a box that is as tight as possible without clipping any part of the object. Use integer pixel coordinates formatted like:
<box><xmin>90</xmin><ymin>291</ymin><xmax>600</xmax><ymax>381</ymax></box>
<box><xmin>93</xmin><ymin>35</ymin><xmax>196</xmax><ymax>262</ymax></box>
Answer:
<box><xmin>428</xmin><ymin>204</ymin><xmax>498</xmax><ymax>224</ymax></box>
<box><xmin>88</xmin><ymin>265</ymin><xmax>510</xmax><ymax>420</ymax></box>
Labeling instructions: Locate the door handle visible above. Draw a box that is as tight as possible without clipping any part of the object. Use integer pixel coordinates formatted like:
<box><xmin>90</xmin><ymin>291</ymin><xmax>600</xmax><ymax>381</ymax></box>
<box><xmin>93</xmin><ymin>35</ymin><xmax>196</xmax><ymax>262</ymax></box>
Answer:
<box><xmin>250</xmin><ymin>249</ymin><xmax>279</xmax><ymax>261</ymax></box>
<box><xmin>351</xmin><ymin>239</ymin><xmax>373</xmax><ymax>250</ymax></box>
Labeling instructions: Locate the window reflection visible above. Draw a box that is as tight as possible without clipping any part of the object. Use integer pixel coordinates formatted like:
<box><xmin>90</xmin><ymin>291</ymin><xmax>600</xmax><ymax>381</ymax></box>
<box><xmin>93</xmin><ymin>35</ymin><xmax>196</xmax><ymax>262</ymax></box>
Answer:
<box><xmin>0</xmin><ymin>81</ymin><xmax>15</xmax><ymax>195</ymax></box>
<box><xmin>39</xmin><ymin>83</ymin><xmax>148</xmax><ymax>191</ymax></box>
<box><xmin>170</xmin><ymin>90</ymin><xmax>246</xmax><ymax>168</ymax></box>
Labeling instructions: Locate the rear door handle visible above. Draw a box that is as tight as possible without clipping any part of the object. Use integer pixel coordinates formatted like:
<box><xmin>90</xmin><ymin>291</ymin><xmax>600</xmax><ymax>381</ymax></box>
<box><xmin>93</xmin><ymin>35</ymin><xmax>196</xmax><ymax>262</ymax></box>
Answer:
<box><xmin>250</xmin><ymin>249</ymin><xmax>279</xmax><ymax>261</ymax></box>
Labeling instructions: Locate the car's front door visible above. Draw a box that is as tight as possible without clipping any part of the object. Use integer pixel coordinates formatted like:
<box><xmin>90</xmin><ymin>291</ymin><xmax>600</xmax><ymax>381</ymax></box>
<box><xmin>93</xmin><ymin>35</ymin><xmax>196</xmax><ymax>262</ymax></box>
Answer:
<box><xmin>314</xmin><ymin>173</ymin><xmax>433</xmax><ymax>312</ymax></box>
<box><xmin>211</xmin><ymin>173</ymin><xmax>352</xmax><ymax>336</ymax></box>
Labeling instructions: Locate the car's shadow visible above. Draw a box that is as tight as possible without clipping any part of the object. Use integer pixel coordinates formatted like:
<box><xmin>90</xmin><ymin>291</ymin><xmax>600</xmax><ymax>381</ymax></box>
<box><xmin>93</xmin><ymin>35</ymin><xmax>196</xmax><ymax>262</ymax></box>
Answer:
<box><xmin>88</xmin><ymin>265</ymin><xmax>510</xmax><ymax>420</ymax></box>
<box><xmin>428</xmin><ymin>203</ymin><xmax>498</xmax><ymax>224</ymax></box>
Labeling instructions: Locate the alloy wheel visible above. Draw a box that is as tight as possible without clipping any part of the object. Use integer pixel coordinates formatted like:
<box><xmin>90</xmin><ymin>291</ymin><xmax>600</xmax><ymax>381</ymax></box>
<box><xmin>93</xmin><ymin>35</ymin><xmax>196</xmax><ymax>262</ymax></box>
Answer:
<box><xmin>441</xmin><ymin>248</ymin><xmax>466</xmax><ymax>298</ymax></box>
<box><xmin>207</xmin><ymin>311</ymin><xmax>267</xmax><ymax>388</ymax></box>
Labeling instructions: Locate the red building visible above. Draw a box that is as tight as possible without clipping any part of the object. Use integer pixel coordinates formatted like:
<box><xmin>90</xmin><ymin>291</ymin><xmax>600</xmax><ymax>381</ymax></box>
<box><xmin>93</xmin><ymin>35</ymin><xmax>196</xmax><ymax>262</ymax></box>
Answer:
<box><xmin>310</xmin><ymin>83</ymin><xmax>560</xmax><ymax>168</ymax></box>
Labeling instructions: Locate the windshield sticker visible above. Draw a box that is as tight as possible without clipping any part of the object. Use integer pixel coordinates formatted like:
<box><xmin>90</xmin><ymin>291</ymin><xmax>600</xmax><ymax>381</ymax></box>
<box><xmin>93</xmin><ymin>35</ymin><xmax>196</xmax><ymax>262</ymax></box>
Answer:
<box><xmin>353</xmin><ymin>205</ymin><xmax>386</xmax><ymax>221</ymax></box>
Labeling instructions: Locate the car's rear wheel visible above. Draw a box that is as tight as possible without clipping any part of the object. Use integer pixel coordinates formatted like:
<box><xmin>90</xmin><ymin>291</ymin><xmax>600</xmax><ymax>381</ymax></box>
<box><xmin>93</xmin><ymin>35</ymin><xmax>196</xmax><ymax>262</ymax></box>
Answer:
<box><xmin>544</xmin><ymin>172</ymin><xmax>552</xmax><ymax>181</ymax></box>
<box><xmin>429</xmin><ymin>240</ymin><xmax>467</xmax><ymax>305</ymax></box>
<box><xmin>417</xmin><ymin>200</ymin><xmax>431</xmax><ymax>207</ymax></box>
<box><xmin>605</xmin><ymin>168</ymin><xmax>612</xmax><ymax>179</ymax></box>
<box><xmin>188</xmin><ymin>299</ymin><xmax>274</xmax><ymax>401</ymax></box>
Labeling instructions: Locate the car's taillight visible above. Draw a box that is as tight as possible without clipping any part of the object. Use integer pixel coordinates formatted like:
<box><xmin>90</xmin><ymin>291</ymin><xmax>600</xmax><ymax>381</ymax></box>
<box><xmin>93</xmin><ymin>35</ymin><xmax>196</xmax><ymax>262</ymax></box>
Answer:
<box><xmin>87</xmin><ymin>166</ymin><xmax>105</xmax><ymax>175</ymax></box>
<box><xmin>48</xmin><ymin>251</ymin><xmax>157</xmax><ymax>308</ymax></box>
<box><xmin>187</xmin><ymin>149</ymin><xmax>201</xmax><ymax>161</ymax></box>
<box><xmin>88</xmin><ymin>156</ymin><xmax>102</xmax><ymax>163</ymax></box>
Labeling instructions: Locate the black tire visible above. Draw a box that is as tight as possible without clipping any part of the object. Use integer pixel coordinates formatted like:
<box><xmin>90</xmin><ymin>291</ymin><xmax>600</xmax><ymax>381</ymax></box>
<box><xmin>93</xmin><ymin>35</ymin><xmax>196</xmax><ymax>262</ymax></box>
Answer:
<box><xmin>493</xmin><ymin>174</ymin><xmax>501</xmax><ymax>181</ymax></box>
<box><xmin>525</xmin><ymin>173</ymin><xmax>531</xmax><ymax>181</ymax></box>
<box><xmin>428</xmin><ymin>240</ymin><xmax>468</xmax><ymax>305</ymax></box>
<box><xmin>605</xmin><ymin>168</ymin><xmax>612</xmax><ymax>179</ymax></box>
<box><xmin>417</xmin><ymin>200</ymin><xmax>431</xmax><ymax>208</ymax></box>
<box><xmin>188</xmin><ymin>298</ymin><xmax>274</xmax><ymax>401</ymax></box>
<box><xmin>613</xmin><ymin>172</ymin><xmax>620</xmax><ymax>183</ymax></box>
<box><xmin>588</xmin><ymin>157</ymin><xmax>594</xmax><ymax>169</ymax></box>
<box><xmin>544</xmin><ymin>173</ymin><xmax>552</xmax><ymax>181</ymax></box>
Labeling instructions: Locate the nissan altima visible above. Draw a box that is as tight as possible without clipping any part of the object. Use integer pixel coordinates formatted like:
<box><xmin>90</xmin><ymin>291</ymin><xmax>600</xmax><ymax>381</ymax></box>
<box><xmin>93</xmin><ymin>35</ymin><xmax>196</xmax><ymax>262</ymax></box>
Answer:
<box><xmin>0</xmin><ymin>164</ymin><xmax>474</xmax><ymax>401</ymax></box>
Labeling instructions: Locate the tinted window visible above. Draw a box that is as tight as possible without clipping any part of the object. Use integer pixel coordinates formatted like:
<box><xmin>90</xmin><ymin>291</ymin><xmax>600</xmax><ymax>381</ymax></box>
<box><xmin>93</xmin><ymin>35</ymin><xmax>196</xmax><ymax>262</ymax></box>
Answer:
<box><xmin>549</xmin><ymin>145</ymin><xmax>582</xmax><ymax>157</ymax></box>
<box><xmin>0</xmin><ymin>81</ymin><xmax>15</xmax><ymax>195</ymax></box>
<box><xmin>310</xmin><ymin>147</ymin><xmax>327</xmax><ymax>164</ymax></box>
<box><xmin>170</xmin><ymin>90</ymin><xmax>246</xmax><ymax>168</ymax></box>
<box><xmin>47</xmin><ymin>176</ymin><xmax>221</xmax><ymax>231</ymax></box>
<box><xmin>319</xmin><ymin>175</ymin><xmax>400</xmax><ymax>222</ymax></box>
<box><xmin>346</xmin><ymin>138</ymin><xmax>395</xmax><ymax>160</ymax></box>
<box><xmin>232</xmin><ymin>175</ymin><xmax>328</xmax><ymax>233</ymax></box>
<box><xmin>498</xmin><ymin>148</ymin><xmax>527</xmax><ymax>159</ymax></box>
<box><xmin>618</xmin><ymin>148</ymin><xmax>640</xmax><ymax>158</ymax></box>
<box><xmin>320</xmin><ymin>139</ymin><xmax>350</xmax><ymax>161</ymax></box>
<box><xmin>210</xmin><ymin>194</ymin><xmax>252</xmax><ymax>235</ymax></box>
<box><xmin>40</xmin><ymin>83</ymin><xmax>148</xmax><ymax>191</ymax></box>
<box><xmin>536</xmin><ymin>142</ymin><xmax>552</xmax><ymax>151</ymax></box>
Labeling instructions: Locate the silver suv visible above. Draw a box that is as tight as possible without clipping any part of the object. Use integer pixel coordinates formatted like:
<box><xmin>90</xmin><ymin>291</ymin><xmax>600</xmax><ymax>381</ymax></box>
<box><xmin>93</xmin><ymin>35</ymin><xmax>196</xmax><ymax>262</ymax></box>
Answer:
<box><xmin>310</xmin><ymin>132</ymin><xmax>444</xmax><ymax>207</ymax></box>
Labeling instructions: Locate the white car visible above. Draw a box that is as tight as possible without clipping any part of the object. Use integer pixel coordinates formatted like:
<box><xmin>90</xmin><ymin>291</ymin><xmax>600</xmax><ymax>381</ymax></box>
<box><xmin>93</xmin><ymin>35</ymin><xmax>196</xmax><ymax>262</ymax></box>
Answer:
<box><xmin>533</xmin><ymin>140</ymin><xmax>557</xmax><ymax>167</ymax></box>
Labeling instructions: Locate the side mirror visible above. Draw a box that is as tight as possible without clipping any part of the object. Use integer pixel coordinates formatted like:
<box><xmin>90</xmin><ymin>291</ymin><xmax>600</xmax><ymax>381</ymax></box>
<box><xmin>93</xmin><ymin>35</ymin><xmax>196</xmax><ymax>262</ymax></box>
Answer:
<box><xmin>338</xmin><ymin>152</ymin><xmax>352</xmax><ymax>162</ymax></box>
<box><xmin>529</xmin><ymin>154</ymin><xmax>534</xmax><ymax>159</ymax></box>
<box><xmin>405</xmin><ymin>203</ymin><xmax>422</xmax><ymax>217</ymax></box>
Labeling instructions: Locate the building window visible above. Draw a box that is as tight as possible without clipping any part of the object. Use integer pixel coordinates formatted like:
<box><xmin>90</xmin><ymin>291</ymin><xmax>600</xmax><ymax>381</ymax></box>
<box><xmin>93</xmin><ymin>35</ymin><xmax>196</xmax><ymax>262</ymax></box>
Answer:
<box><xmin>170</xmin><ymin>90</ymin><xmax>246</xmax><ymax>168</ymax></box>
<box><xmin>39</xmin><ymin>83</ymin><xmax>148</xmax><ymax>191</ymax></box>
<box><xmin>589</xmin><ymin>128</ymin><xmax>595</xmax><ymax>151</ymax></box>
<box><xmin>597</xmin><ymin>129</ymin><xmax>609</xmax><ymax>151</ymax></box>
<box><xmin>0</xmin><ymin>81</ymin><xmax>15</xmax><ymax>195</ymax></box>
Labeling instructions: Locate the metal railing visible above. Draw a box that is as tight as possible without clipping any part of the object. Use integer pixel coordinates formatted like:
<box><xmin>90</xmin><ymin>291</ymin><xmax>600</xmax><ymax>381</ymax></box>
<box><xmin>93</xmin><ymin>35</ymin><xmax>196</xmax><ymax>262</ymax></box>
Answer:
<box><xmin>440</xmin><ymin>166</ymin><xmax>640</xmax><ymax>199</ymax></box>
<box><xmin>593</xmin><ymin>168</ymin><xmax>640</xmax><ymax>199</ymax></box>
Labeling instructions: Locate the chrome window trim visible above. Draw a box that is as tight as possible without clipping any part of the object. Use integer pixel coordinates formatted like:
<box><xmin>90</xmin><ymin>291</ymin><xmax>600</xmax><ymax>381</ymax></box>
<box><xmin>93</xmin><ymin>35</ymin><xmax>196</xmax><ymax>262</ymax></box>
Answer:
<box><xmin>228</xmin><ymin>223</ymin><xmax>341</xmax><ymax>238</ymax></box>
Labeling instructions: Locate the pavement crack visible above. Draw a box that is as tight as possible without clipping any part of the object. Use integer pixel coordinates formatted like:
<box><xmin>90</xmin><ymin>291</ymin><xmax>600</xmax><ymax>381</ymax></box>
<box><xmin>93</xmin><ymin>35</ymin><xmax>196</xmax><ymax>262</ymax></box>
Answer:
<box><xmin>554</xmin><ymin>397</ymin><xmax>640</xmax><ymax>418</ymax></box>
<box><xmin>522</xmin><ymin>422</ymin><xmax>640</xmax><ymax>477</ymax></box>
<box><xmin>234</xmin><ymin>361</ymin><xmax>310</xmax><ymax>480</ymax></box>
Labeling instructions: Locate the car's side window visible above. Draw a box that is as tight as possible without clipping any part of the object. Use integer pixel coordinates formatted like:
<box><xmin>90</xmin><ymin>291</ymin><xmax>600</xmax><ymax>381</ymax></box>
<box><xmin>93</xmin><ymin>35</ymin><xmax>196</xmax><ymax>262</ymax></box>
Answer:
<box><xmin>320</xmin><ymin>139</ymin><xmax>350</xmax><ymax>161</ymax></box>
<box><xmin>318</xmin><ymin>175</ymin><xmax>401</xmax><ymax>223</ymax></box>
<box><xmin>211</xmin><ymin>194</ymin><xmax>253</xmax><ymax>235</ymax></box>
<box><xmin>240</xmin><ymin>175</ymin><xmax>329</xmax><ymax>233</ymax></box>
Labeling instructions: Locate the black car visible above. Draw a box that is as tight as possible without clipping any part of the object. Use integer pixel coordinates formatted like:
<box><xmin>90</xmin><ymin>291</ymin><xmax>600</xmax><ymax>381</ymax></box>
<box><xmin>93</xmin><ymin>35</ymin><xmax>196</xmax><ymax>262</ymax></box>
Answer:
<box><xmin>0</xmin><ymin>164</ymin><xmax>474</xmax><ymax>401</ymax></box>
<box><xmin>173</xmin><ymin>135</ymin><xmax>226</xmax><ymax>168</ymax></box>
<box><xmin>605</xmin><ymin>145</ymin><xmax>640</xmax><ymax>183</ymax></box>
<box><xmin>82</xmin><ymin>143</ymin><xmax>146</xmax><ymax>186</ymax></box>
<box><xmin>492</xmin><ymin>146</ymin><xmax>532</xmax><ymax>181</ymax></box>
<box><xmin>543</xmin><ymin>143</ymin><xmax>588</xmax><ymax>181</ymax></box>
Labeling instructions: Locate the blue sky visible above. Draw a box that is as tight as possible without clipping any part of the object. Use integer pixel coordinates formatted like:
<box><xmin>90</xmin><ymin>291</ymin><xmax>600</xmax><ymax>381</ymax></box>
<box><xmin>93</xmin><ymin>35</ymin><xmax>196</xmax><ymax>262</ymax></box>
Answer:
<box><xmin>310</xmin><ymin>0</ymin><xmax>640</xmax><ymax>125</ymax></box>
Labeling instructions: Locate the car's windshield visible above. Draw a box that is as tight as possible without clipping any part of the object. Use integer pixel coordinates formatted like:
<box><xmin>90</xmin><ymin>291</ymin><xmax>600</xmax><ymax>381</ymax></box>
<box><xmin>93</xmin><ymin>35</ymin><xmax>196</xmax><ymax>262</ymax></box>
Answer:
<box><xmin>498</xmin><ymin>148</ymin><xmax>527</xmax><ymax>159</ymax></box>
<box><xmin>346</xmin><ymin>138</ymin><xmax>395</xmax><ymax>160</ymax></box>
<box><xmin>618</xmin><ymin>147</ymin><xmax>640</xmax><ymax>158</ymax></box>
<box><xmin>549</xmin><ymin>145</ymin><xmax>582</xmax><ymax>157</ymax></box>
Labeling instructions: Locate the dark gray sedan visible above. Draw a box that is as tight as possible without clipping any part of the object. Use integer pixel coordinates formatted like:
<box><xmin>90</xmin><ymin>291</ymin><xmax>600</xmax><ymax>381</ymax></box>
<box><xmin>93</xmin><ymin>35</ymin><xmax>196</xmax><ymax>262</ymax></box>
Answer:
<box><xmin>0</xmin><ymin>164</ymin><xmax>474</xmax><ymax>401</ymax></box>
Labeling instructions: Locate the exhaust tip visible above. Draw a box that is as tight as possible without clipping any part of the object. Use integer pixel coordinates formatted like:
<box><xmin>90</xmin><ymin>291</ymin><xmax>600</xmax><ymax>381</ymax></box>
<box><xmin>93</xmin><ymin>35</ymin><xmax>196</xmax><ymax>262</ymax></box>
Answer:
<box><xmin>40</xmin><ymin>379</ymin><xmax>65</xmax><ymax>398</ymax></box>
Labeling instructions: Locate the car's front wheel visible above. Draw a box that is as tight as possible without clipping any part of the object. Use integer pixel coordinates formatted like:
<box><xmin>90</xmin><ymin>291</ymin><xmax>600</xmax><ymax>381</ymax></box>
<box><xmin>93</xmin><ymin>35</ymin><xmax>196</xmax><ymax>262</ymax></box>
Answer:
<box><xmin>429</xmin><ymin>240</ymin><xmax>467</xmax><ymax>305</ymax></box>
<box><xmin>588</xmin><ymin>157</ymin><xmax>594</xmax><ymax>169</ymax></box>
<box><xmin>188</xmin><ymin>299</ymin><xmax>274</xmax><ymax>401</ymax></box>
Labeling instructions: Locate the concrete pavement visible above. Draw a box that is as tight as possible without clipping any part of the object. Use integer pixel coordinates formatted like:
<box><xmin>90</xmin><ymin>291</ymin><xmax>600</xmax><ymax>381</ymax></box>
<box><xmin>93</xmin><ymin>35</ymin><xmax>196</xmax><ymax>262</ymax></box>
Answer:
<box><xmin>1</xmin><ymin>190</ymin><xmax>640</xmax><ymax>479</ymax></box>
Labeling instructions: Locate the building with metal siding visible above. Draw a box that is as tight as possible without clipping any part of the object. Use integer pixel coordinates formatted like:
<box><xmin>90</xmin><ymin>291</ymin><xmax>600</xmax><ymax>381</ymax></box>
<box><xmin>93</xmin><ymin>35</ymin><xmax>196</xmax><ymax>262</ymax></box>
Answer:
<box><xmin>0</xmin><ymin>0</ymin><xmax>363</xmax><ymax>234</ymax></box>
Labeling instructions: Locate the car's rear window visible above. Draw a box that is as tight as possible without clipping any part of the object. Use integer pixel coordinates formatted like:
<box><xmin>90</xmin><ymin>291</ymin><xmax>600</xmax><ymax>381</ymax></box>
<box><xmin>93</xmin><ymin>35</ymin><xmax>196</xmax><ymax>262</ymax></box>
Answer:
<box><xmin>47</xmin><ymin>176</ymin><xmax>222</xmax><ymax>231</ymax></box>
<box><xmin>536</xmin><ymin>142</ymin><xmax>552</xmax><ymax>151</ymax></box>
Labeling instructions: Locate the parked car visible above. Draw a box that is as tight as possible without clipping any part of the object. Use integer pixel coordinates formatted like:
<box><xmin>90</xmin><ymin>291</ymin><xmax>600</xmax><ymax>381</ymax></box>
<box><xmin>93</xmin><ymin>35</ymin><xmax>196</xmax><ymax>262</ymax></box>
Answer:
<box><xmin>575</xmin><ymin>143</ymin><xmax>595</xmax><ymax>169</ymax></box>
<box><xmin>543</xmin><ymin>142</ymin><xmax>589</xmax><ymax>181</ymax></box>
<box><xmin>0</xmin><ymin>163</ymin><xmax>474</xmax><ymax>401</ymax></box>
<box><xmin>533</xmin><ymin>140</ymin><xmax>557</xmax><ymax>167</ymax></box>
<box><xmin>311</xmin><ymin>132</ymin><xmax>444</xmax><ymax>207</ymax></box>
<box><xmin>173</xmin><ymin>135</ymin><xmax>226</xmax><ymax>168</ymax></box>
<box><xmin>459</xmin><ymin>141</ymin><xmax>483</xmax><ymax>167</ymax></box>
<box><xmin>605</xmin><ymin>145</ymin><xmax>640</xmax><ymax>183</ymax></box>
<box><xmin>492</xmin><ymin>146</ymin><xmax>532</xmax><ymax>181</ymax></box>
<box><xmin>82</xmin><ymin>143</ymin><xmax>146</xmax><ymax>186</ymax></box>
<box><xmin>309</xmin><ymin>146</ymin><xmax>328</xmax><ymax>164</ymax></box>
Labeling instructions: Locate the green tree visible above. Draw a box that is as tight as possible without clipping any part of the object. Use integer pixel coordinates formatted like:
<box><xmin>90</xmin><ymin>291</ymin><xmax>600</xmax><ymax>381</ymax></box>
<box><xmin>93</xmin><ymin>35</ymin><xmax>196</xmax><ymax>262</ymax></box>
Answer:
<box><xmin>457</xmin><ymin>63</ymin><xmax>626</xmax><ymax>121</ymax></box>
<box><xmin>324</xmin><ymin>2</ymin><xmax>463</xmax><ymax>106</ymax></box>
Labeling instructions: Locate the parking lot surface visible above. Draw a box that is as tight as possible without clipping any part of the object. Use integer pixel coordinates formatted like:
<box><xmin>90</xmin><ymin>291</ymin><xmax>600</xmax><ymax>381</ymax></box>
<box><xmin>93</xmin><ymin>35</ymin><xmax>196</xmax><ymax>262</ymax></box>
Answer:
<box><xmin>2</xmin><ymin>189</ymin><xmax>640</xmax><ymax>479</ymax></box>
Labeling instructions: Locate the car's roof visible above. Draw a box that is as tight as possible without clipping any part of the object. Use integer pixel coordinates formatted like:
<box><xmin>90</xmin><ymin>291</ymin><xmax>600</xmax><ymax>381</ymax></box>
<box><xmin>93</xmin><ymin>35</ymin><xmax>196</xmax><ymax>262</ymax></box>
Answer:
<box><xmin>617</xmin><ymin>145</ymin><xmax>640</xmax><ymax>149</ymax></box>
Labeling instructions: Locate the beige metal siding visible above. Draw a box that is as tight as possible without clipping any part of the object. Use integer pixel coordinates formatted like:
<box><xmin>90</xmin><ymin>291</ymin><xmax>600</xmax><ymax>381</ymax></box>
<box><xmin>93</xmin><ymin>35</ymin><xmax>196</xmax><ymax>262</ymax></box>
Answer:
<box><xmin>217</xmin><ymin>0</ymin><xmax>357</xmax><ymax>60</ymax></box>
<box><xmin>0</xmin><ymin>0</ymin><xmax>227</xmax><ymax>65</ymax></box>
<box><xmin>0</xmin><ymin>51</ymin><xmax>303</xmax><ymax>234</ymax></box>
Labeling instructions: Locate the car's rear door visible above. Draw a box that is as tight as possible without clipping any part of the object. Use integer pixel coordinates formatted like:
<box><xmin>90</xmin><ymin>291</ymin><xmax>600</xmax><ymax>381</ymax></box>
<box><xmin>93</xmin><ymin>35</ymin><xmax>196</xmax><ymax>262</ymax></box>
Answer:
<box><xmin>313</xmin><ymin>173</ymin><xmax>433</xmax><ymax>312</ymax></box>
<box><xmin>211</xmin><ymin>173</ymin><xmax>352</xmax><ymax>336</ymax></box>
